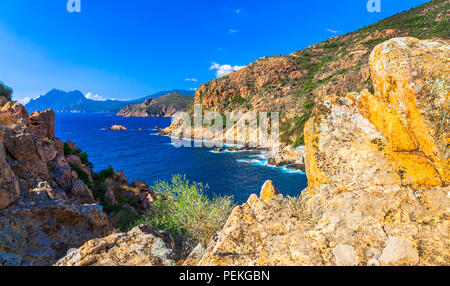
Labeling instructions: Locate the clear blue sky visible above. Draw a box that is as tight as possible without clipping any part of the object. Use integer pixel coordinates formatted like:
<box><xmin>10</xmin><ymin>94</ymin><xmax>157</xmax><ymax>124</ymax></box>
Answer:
<box><xmin>0</xmin><ymin>0</ymin><xmax>429</xmax><ymax>103</ymax></box>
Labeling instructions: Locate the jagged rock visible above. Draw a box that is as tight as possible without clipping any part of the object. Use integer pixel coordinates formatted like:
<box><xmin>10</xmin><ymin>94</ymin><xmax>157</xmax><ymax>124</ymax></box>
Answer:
<box><xmin>54</xmin><ymin>225</ymin><xmax>177</xmax><ymax>266</ymax></box>
<box><xmin>0</xmin><ymin>102</ymin><xmax>28</xmax><ymax>123</ymax></box>
<box><xmin>0</xmin><ymin>193</ymin><xmax>110</xmax><ymax>265</ymax></box>
<box><xmin>197</xmin><ymin>37</ymin><xmax>450</xmax><ymax>266</ymax></box>
<box><xmin>70</xmin><ymin>178</ymin><xmax>95</xmax><ymax>204</ymax></box>
<box><xmin>52</xmin><ymin>166</ymin><xmax>73</xmax><ymax>191</ymax></box>
<box><xmin>0</xmin><ymin>101</ymin><xmax>111</xmax><ymax>265</ymax></box>
<box><xmin>29</xmin><ymin>109</ymin><xmax>55</xmax><ymax>139</ymax></box>
<box><xmin>0</xmin><ymin>131</ymin><xmax>20</xmax><ymax>210</ymax></box>
<box><xmin>53</xmin><ymin>138</ymin><xmax>64</xmax><ymax>155</ymax></box>
<box><xmin>3</xmin><ymin>126</ymin><xmax>49</xmax><ymax>180</ymax></box>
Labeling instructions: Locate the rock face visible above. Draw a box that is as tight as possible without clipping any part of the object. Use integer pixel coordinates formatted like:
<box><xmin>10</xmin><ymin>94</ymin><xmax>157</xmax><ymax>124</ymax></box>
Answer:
<box><xmin>0</xmin><ymin>106</ymin><xmax>111</xmax><ymax>265</ymax></box>
<box><xmin>0</xmin><ymin>130</ymin><xmax>20</xmax><ymax>210</ymax></box>
<box><xmin>196</xmin><ymin>37</ymin><xmax>449</xmax><ymax>266</ymax></box>
<box><xmin>55</xmin><ymin>225</ymin><xmax>177</xmax><ymax>266</ymax></box>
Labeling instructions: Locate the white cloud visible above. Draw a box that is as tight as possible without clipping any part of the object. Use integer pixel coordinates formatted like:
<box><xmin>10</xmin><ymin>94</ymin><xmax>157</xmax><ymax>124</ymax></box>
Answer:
<box><xmin>228</xmin><ymin>29</ymin><xmax>239</xmax><ymax>34</ymax></box>
<box><xmin>16</xmin><ymin>97</ymin><xmax>31</xmax><ymax>105</ymax></box>
<box><xmin>235</xmin><ymin>9</ymin><xmax>241</xmax><ymax>14</ymax></box>
<box><xmin>209</xmin><ymin>62</ymin><xmax>246</xmax><ymax>78</ymax></box>
<box><xmin>326</xmin><ymin>28</ymin><xmax>343</xmax><ymax>34</ymax></box>
<box><xmin>85</xmin><ymin>92</ymin><xmax>107</xmax><ymax>101</ymax></box>
<box><xmin>189</xmin><ymin>88</ymin><xmax>198</xmax><ymax>91</ymax></box>
<box><xmin>185</xmin><ymin>78</ymin><xmax>198</xmax><ymax>82</ymax></box>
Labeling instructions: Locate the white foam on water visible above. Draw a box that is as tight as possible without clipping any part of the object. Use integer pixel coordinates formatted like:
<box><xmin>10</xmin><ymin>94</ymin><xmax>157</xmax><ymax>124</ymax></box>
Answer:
<box><xmin>236</xmin><ymin>157</ymin><xmax>305</xmax><ymax>174</ymax></box>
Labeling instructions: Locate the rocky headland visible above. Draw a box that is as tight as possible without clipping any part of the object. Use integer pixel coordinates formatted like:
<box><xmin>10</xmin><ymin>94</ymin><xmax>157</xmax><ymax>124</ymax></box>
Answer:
<box><xmin>117</xmin><ymin>92</ymin><xmax>194</xmax><ymax>118</ymax></box>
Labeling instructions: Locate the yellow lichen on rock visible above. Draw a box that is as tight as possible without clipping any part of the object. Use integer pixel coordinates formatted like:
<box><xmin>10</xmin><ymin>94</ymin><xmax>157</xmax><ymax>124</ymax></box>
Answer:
<box><xmin>368</xmin><ymin>37</ymin><xmax>449</xmax><ymax>186</ymax></box>
<box><xmin>260</xmin><ymin>180</ymin><xmax>281</xmax><ymax>203</ymax></box>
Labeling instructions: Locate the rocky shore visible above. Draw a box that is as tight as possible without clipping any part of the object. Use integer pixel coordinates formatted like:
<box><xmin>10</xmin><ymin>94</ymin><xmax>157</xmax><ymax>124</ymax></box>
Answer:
<box><xmin>159</xmin><ymin>125</ymin><xmax>306</xmax><ymax>171</ymax></box>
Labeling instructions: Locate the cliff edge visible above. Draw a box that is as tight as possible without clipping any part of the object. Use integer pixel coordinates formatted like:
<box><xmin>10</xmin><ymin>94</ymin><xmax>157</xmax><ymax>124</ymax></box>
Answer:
<box><xmin>195</xmin><ymin>37</ymin><xmax>449</xmax><ymax>266</ymax></box>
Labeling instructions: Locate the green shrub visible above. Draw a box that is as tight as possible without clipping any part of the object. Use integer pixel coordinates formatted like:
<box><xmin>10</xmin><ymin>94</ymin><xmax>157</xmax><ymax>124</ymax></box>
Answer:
<box><xmin>69</xmin><ymin>163</ymin><xmax>91</xmax><ymax>186</ymax></box>
<box><xmin>134</xmin><ymin>175</ymin><xmax>234</xmax><ymax>257</ymax></box>
<box><xmin>64</xmin><ymin>143</ymin><xmax>93</xmax><ymax>168</ymax></box>
<box><xmin>0</xmin><ymin>82</ymin><xmax>13</xmax><ymax>101</ymax></box>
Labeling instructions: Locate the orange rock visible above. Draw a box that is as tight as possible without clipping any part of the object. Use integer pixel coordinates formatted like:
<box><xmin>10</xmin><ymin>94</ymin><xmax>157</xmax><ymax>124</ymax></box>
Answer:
<box><xmin>260</xmin><ymin>180</ymin><xmax>281</xmax><ymax>203</ymax></box>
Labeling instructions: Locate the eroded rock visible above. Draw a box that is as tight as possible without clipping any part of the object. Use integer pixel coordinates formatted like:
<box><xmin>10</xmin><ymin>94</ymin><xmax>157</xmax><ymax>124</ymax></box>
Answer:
<box><xmin>54</xmin><ymin>225</ymin><xmax>176</xmax><ymax>266</ymax></box>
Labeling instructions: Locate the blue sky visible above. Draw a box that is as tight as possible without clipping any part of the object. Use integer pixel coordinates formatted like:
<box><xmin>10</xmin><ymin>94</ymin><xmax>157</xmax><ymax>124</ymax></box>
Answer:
<box><xmin>0</xmin><ymin>0</ymin><xmax>429</xmax><ymax>103</ymax></box>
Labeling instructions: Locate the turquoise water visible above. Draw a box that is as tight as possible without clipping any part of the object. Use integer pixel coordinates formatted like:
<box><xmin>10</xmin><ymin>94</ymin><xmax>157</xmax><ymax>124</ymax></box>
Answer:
<box><xmin>55</xmin><ymin>113</ymin><xmax>307</xmax><ymax>204</ymax></box>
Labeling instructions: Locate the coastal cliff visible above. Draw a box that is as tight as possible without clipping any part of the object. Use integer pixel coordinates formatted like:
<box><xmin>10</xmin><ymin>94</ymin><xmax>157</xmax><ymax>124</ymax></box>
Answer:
<box><xmin>194</xmin><ymin>37</ymin><xmax>449</xmax><ymax>266</ymax></box>
<box><xmin>160</xmin><ymin>0</ymin><xmax>449</xmax><ymax>170</ymax></box>
<box><xmin>0</xmin><ymin>102</ymin><xmax>111</xmax><ymax>265</ymax></box>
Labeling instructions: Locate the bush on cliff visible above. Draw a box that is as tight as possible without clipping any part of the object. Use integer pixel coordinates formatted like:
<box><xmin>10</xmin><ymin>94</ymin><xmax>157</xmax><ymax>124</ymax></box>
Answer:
<box><xmin>0</xmin><ymin>81</ymin><xmax>13</xmax><ymax>101</ymax></box>
<box><xmin>134</xmin><ymin>175</ymin><xmax>234</xmax><ymax>258</ymax></box>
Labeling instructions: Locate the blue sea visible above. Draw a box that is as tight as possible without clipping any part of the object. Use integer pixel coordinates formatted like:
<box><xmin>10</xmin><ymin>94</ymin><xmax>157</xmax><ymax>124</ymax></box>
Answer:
<box><xmin>55</xmin><ymin>113</ymin><xmax>308</xmax><ymax>204</ymax></box>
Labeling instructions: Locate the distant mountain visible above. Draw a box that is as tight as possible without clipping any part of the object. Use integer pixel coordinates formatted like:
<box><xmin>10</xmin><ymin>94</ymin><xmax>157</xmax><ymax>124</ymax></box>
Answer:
<box><xmin>25</xmin><ymin>89</ymin><xmax>195</xmax><ymax>113</ymax></box>
<box><xmin>117</xmin><ymin>91</ymin><xmax>194</xmax><ymax>117</ymax></box>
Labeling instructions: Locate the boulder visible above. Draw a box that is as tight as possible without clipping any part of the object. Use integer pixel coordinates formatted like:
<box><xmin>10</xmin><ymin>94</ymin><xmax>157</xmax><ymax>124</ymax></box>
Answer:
<box><xmin>54</xmin><ymin>225</ymin><xmax>176</xmax><ymax>266</ymax></box>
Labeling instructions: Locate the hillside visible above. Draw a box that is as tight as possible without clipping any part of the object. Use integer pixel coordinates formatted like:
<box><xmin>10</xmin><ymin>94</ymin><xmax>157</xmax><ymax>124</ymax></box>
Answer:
<box><xmin>192</xmin><ymin>0</ymin><xmax>449</xmax><ymax>147</ymax></box>
<box><xmin>25</xmin><ymin>89</ymin><xmax>195</xmax><ymax>114</ymax></box>
<box><xmin>117</xmin><ymin>92</ymin><xmax>194</xmax><ymax>117</ymax></box>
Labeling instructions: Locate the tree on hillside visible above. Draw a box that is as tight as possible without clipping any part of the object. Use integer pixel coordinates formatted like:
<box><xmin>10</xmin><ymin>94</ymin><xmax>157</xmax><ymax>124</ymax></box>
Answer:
<box><xmin>0</xmin><ymin>81</ymin><xmax>13</xmax><ymax>101</ymax></box>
